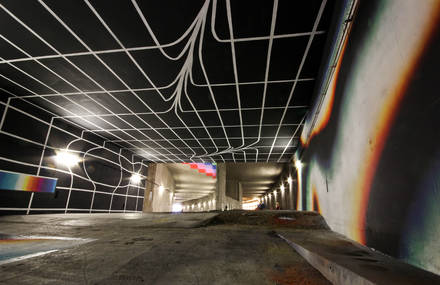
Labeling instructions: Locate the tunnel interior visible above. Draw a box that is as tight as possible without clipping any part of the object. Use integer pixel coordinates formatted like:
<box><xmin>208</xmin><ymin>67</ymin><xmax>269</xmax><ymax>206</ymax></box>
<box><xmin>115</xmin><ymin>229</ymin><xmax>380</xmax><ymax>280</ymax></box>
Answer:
<box><xmin>0</xmin><ymin>0</ymin><xmax>440</xmax><ymax>283</ymax></box>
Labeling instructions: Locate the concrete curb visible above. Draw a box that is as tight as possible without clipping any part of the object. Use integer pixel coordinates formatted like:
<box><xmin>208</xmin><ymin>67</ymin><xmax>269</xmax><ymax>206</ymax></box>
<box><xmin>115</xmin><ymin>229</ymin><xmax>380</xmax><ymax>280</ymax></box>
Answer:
<box><xmin>278</xmin><ymin>233</ymin><xmax>374</xmax><ymax>285</ymax></box>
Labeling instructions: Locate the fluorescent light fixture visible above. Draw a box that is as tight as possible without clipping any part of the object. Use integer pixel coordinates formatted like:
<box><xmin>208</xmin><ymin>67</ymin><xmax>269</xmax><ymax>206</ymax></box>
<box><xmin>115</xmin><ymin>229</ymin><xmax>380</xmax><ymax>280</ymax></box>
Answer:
<box><xmin>287</xmin><ymin>176</ymin><xmax>292</xmax><ymax>184</ymax></box>
<box><xmin>130</xmin><ymin>173</ymin><xmax>141</xmax><ymax>184</ymax></box>
<box><xmin>54</xmin><ymin>149</ymin><xmax>81</xmax><ymax>167</ymax></box>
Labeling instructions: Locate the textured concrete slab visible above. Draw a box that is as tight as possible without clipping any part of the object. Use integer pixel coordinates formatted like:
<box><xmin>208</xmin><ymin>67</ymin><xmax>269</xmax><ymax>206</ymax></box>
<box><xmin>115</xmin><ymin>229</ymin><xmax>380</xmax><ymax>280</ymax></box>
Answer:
<box><xmin>277</xmin><ymin>229</ymin><xmax>440</xmax><ymax>285</ymax></box>
<box><xmin>209</xmin><ymin>210</ymin><xmax>330</xmax><ymax>229</ymax></box>
<box><xmin>0</xmin><ymin>212</ymin><xmax>330</xmax><ymax>285</ymax></box>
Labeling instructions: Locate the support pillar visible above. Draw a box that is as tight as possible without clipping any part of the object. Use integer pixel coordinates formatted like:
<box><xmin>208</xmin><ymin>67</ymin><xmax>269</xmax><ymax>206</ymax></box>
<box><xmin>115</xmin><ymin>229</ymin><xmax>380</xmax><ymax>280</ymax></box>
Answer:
<box><xmin>238</xmin><ymin>182</ymin><xmax>243</xmax><ymax>205</ymax></box>
<box><xmin>143</xmin><ymin>163</ymin><xmax>156</xmax><ymax>212</ymax></box>
<box><xmin>215</xmin><ymin>163</ymin><xmax>226</xmax><ymax>210</ymax></box>
<box><xmin>289</xmin><ymin>180</ymin><xmax>294</xmax><ymax>210</ymax></box>
<box><xmin>281</xmin><ymin>183</ymin><xmax>286</xmax><ymax>209</ymax></box>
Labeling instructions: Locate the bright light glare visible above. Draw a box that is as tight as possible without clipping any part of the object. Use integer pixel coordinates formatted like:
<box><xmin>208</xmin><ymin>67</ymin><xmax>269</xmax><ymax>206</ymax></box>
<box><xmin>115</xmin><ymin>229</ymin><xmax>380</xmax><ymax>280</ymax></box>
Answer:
<box><xmin>130</xmin><ymin>173</ymin><xmax>141</xmax><ymax>184</ymax></box>
<box><xmin>55</xmin><ymin>149</ymin><xmax>81</xmax><ymax>167</ymax></box>
<box><xmin>242</xmin><ymin>199</ymin><xmax>259</xmax><ymax>210</ymax></box>
<box><xmin>295</xmin><ymin>160</ymin><xmax>303</xmax><ymax>170</ymax></box>
<box><xmin>280</xmin><ymin>184</ymin><xmax>285</xmax><ymax>192</ymax></box>
<box><xmin>287</xmin><ymin>176</ymin><xmax>292</xmax><ymax>184</ymax></box>
<box><xmin>158</xmin><ymin>185</ymin><xmax>164</xmax><ymax>193</ymax></box>
<box><xmin>172</xmin><ymin>203</ymin><xmax>182</xmax><ymax>212</ymax></box>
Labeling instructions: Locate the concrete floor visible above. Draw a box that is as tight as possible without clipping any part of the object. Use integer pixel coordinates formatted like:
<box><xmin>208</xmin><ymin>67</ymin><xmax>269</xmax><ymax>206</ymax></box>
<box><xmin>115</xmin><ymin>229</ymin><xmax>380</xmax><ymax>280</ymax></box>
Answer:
<box><xmin>0</xmin><ymin>212</ymin><xmax>330</xmax><ymax>285</ymax></box>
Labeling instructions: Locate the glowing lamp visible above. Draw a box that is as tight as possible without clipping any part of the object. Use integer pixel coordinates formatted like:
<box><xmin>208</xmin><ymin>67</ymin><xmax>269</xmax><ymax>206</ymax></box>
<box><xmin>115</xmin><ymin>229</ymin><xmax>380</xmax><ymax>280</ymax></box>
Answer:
<box><xmin>55</xmin><ymin>149</ymin><xmax>81</xmax><ymax>167</ymax></box>
<box><xmin>295</xmin><ymin>160</ymin><xmax>303</xmax><ymax>170</ymax></box>
<box><xmin>130</xmin><ymin>173</ymin><xmax>141</xmax><ymax>184</ymax></box>
<box><xmin>287</xmin><ymin>176</ymin><xmax>292</xmax><ymax>184</ymax></box>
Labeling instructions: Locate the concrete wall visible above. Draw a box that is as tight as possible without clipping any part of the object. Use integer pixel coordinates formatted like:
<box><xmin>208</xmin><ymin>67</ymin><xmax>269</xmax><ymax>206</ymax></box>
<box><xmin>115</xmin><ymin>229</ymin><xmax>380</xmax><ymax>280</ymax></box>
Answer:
<box><xmin>226</xmin><ymin>179</ymin><xmax>239</xmax><ymax>201</ymax></box>
<box><xmin>260</xmin><ymin>163</ymin><xmax>296</xmax><ymax>210</ymax></box>
<box><xmin>181</xmin><ymin>194</ymin><xmax>241</xmax><ymax>212</ymax></box>
<box><xmin>298</xmin><ymin>0</ymin><xmax>440</xmax><ymax>275</ymax></box>
<box><xmin>143</xmin><ymin>163</ymin><xmax>174</xmax><ymax>213</ymax></box>
<box><xmin>181</xmin><ymin>194</ymin><xmax>216</xmax><ymax>212</ymax></box>
<box><xmin>224</xmin><ymin>196</ymin><xmax>241</xmax><ymax>210</ymax></box>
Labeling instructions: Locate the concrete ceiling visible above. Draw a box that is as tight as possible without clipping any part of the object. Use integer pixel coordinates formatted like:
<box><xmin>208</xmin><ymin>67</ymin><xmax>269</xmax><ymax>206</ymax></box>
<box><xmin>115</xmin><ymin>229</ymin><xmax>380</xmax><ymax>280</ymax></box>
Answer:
<box><xmin>226</xmin><ymin>162</ymin><xmax>285</xmax><ymax>199</ymax></box>
<box><xmin>166</xmin><ymin>163</ymin><xmax>216</xmax><ymax>203</ymax></box>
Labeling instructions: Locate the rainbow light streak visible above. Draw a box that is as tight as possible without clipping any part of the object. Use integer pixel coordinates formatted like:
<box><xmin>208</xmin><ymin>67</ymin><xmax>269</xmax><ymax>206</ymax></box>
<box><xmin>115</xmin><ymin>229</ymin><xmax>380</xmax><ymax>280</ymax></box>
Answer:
<box><xmin>183</xmin><ymin>163</ymin><xmax>217</xmax><ymax>178</ymax></box>
<box><xmin>296</xmin><ymin>167</ymin><xmax>302</xmax><ymax>210</ymax></box>
<box><xmin>351</xmin><ymin>3</ymin><xmax>440</xmax><ymax>244</ymax></box>
<box><xmin>312</xmin><ymin>186</ymin><xmax>321</xmax><ymax>214</ymax></box>
<box><xmin>0</xmin><ymin>170</ymin><xmax>57</xmax><ymax>193</ymax></box>
<box><xmin>301</xmin><ymin>18</ymin><xmax>353</xmax><ymax>147</ymax></box>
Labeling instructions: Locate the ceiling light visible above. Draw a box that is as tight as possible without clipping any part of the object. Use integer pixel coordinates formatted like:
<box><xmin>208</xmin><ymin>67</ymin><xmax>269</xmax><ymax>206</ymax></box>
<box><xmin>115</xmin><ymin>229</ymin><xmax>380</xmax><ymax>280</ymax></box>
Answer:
<box><xmin>281</xmin><ymin>184</ymin><xmax>285</xmax><ymax>192</ymax></box>
<box><xmin>130</xmin><ymin>173</ymin><xmax>141</xmax><ymax>184</ymax></box>
<box><xmin>54</xmin><ymin>149</ymin><xmax>81</xmax><ymax>167</ymax></box>
<box><xmin>287</xmin><ymin>176</ymin><xmax>292</xmax><ymax>184</ymax></box>
<box><xmin>158</xmin><ymin>185</ymin><xmax>164</xmax><ymax>193</ymax></box>
<box><xmin>295</xmin><ymin>160</ymin><xmax>303</xmax><ymax>170</ymax></box>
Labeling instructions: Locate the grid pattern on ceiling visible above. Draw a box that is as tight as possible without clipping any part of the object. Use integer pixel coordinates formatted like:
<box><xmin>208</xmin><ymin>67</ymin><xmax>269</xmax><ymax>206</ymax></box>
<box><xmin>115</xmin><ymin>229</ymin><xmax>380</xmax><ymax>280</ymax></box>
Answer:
<box><xmin>0</xmin><ymin>0</ymin><xmax>334</xmax><ymax>163</ymax></box>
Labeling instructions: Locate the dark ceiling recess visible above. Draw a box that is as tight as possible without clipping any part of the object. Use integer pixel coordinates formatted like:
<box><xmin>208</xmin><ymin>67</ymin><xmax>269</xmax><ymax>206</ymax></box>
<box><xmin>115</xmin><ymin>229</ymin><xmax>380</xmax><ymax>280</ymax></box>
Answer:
<box><xmin>0</xmin><ymin>0</ymin><xmax>335</xmax><ymax>163</ymax></box>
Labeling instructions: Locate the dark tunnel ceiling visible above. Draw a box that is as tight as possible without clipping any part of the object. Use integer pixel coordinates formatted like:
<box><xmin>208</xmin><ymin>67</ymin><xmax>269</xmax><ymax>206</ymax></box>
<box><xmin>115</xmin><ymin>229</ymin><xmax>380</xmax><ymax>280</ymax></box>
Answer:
<box><xmin>0</xmin><ymin>0</ymin><xmax>335</xmax><ymax>163</ymax></box>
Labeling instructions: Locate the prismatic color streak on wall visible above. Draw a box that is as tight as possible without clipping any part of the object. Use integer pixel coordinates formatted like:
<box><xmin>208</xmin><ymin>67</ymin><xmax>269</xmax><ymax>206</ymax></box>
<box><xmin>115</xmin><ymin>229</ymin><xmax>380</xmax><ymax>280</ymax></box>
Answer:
<box><xmin>183</xmin><ymin>163</ymin><xmax>217</xmax><ymax>178</ymax></box>
<box><xmin>296</xmin><ymin>167</ymin><xmax>302</xmax><ymax>210</ymax></box>
<box><xmin>0</xmin><ymin>170</ymin><xmax>57</xmax><ymax>193</ymax></box>
<box><xmin>312</xmin><ymin>185</ymin><xmax>321</xmax><ymax>214</ymax></box>
<box><xmin>351</xmin><ymin>3</ymin><xmax>440</xmax><ymax>244</ymax></box>
<box><xmin>300</xmin><ymin>11</ymin><xmax>354</xmax><ymax>147</ymax></box>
